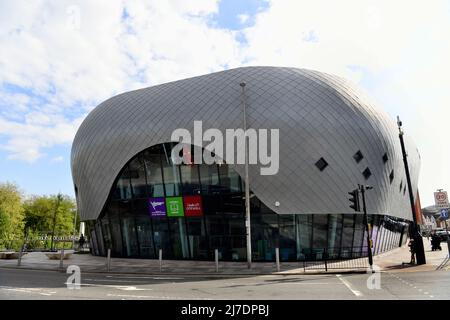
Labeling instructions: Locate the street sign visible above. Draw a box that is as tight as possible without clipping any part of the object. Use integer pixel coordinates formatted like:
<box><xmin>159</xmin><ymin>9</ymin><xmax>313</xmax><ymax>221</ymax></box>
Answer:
<box><xmin>434</xmin><ymin>191</ymin><xmax>449</xmax><ymax>208</ymax></box>
<box><xmin>440</xmin><ymin>209</ymin><xmax>449</xmax><ymax>220</ymax></box>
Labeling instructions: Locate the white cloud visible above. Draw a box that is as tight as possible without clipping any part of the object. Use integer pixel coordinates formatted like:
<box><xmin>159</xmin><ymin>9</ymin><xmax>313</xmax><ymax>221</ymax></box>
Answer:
<box><xmin>238</xmin><ymin>14</ymin><xmax>250</xmax><ymax>24</ymax></box>
<box><xmin>51</xmin><ymin>156</ymin><xmax>64</xmax><ymax>163</ymax></box>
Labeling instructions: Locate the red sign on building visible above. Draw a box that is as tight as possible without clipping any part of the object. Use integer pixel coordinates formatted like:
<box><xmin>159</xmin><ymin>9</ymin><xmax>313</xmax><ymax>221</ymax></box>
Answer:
<box><xmin>184</xmin><ymin>195</ymin><xmax>203</xmax><ymax>217</ymax></box>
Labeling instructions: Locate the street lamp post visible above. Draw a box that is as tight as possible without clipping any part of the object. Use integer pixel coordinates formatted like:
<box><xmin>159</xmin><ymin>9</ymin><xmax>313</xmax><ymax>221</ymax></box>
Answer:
<box><xmin>240</xmin><ymin>82</ymin><xmax>252</xmax><ymax>269</ymax></box>
<box><xmin>397</xmin><ymin>116</ymin><xmax>426</xmax><ymax>265</ymax></box>
<box><xmin>50</xmin><ymin>193</ymin><xmax>63</xmax><ymax>252</ymax></box>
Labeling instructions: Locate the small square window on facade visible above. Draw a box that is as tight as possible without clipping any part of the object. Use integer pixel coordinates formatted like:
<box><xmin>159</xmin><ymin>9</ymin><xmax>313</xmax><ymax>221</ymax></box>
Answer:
<box><xmin>362</xmin><ymin>167</ymin><xmax>372</xmax><ymax>180</ymax></box>
<box><xmin>315</xmin><ymin>157</ymin><xmax>329</xmax><ymax>171</ymax></box>
<box><xmin>389</xmin><ymin>170</ymin><xmax>394</xmax><ymax>184</ymax></box>
<box><xmin>383</xmin><ymin>153</ymin><xmax>388</xmax><ymax>163</ymax></box>
<box><xmin>353</xmin><ymin>150</ymin><xmax>364</xmax><ymax>163</ymax></box>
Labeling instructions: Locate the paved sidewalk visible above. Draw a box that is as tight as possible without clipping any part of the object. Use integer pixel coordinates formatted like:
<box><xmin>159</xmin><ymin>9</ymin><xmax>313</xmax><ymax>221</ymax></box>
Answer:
<box><xmin>1</xmin><ymin>241</ymin><xmax>448</xmax><ymax>276</ymax></box>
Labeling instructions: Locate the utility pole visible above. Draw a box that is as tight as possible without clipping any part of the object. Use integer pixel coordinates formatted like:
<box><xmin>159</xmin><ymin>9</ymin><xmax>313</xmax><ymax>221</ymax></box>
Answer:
<box><xmin>240</xmin><ymin>82</ymin><xmax>252</xmax><ymax>269</ymax></box>
<box><xmin>349</xmin><ymin>186</ymin><xmax>374</xmax><ymax>269</ymax></box>
<box><xmin>397</xmin><ymin>116</ymin><xmax>426</xmax><ymax>265</ymax></box>
<box><xmin>50</xmin><ymin>193</ymin><xmax>63</xmax><ymax>252</ymax></box>
<box><xmin>359</xmin><ymin>184</ymin><xmax>374</xmax><ymax>269</ymax></box>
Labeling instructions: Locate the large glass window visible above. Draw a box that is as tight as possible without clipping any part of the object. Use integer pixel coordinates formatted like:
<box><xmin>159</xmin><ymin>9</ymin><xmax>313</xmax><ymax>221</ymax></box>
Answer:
<box><xmin>180</xmin><ymin>164</ymin><xmax>201</xmax><ymax>195</ymax></box>
<box><xmin>152</xmin><ymin>217</ymin><xmax>172</xmax><ymax>258</ymax></box>
<box><xmin>341</xmin><ymin>214</ymin><xmax>355</xmax><ymax>258</ymax></box>
<box><xmin>296</xmin><ymin>215</ymin><xmax>312</xmax><ymax>260</ymax></box>
<box><xmin>251</xmin><ymin>213</ymin><xmax>278</xmax><ymax>261</ymax></box>
<box><xmin>186</xmin><ymin>217</ymin><xmax>209</xmax><ymax>259</ymax></box>
<box><xmin>327</xmin><ymin>214</ymin><xmax>343</xmax><ymax>258</ymax></box>
<box><xmin>352</xmin><ymin>215</ymin><xmax>365</xmax><ymax>257</ymax></box>
<box><xmin>112</xmin><ymin>166</ymin><xmax>132</xmax><ymax>200</ymax></box>
<box><xmin>129</xmin><ymin>155</ymin><xmax>148</xmax><ymax>199</ymax></box>
<box><xmin>143</xmin><ymin>146</ymin><xmax>165</xmax><ymax>197</ymax></box>
<box><xmin>278</xmin><ymin>215</ymin><xmax>296</xmax><ymax>261</ymax></box>
<box><xmin>169</xmin><ymin>218</ymin><xmax>189</xmax><ymax>259</ymax></box>
<box><xmin>312</xmin><ymin>215</ymin><xmax>328</xmax><ymax>259</ymax></box>
<box><xmin>121</xmin><ymin>216</ymin><xmax>139</xmax><ymax>257</ymax></box>
<box><xmin>161</xmin><ymin>144</ymin><xmax>182</xmax><ymax>197</ymax></box>
<box><xmin>199</xmin><ymin>164</ymin><xmax>220</xmax><ymax>195</ymax></box>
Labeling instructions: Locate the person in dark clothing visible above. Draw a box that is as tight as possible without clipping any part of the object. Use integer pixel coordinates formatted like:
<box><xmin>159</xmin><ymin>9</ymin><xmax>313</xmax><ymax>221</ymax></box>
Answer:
<box><xmin>408</xmin><ymin>238</ymin><xmax>416</xmax><ymax>264</ymax></box>
<box><xmin>430</xmin><ymin>231</ymin><xmax>441</xmax><ymax>251</ymax></box>
<box><xmin>78</xmin><ymin>234</ymin><xmax>86</xmax><ymax>250</ymax></box>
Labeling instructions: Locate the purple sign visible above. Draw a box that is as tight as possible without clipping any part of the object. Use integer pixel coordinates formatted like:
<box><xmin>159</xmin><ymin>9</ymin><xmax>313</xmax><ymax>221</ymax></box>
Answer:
<box><xmin>149</xmin><ymin>197</ymin><xmax>166</xmax><ymax>217</ymax></box>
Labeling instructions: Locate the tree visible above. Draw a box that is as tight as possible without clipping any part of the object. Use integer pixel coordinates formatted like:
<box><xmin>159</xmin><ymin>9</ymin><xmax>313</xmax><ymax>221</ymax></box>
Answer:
<box><xmin>23</xmin><ymin>194</ymin><xmax>78</xmax><ymax>249</ymax></box>
<box><xmin>0</xmin><ymin>182</ymin><xmax>25</xmax><ymax>249</ymax></box>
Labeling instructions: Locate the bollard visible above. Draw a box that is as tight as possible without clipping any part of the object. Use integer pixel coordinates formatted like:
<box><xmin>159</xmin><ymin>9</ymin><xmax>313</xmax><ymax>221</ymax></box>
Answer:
<box><xmin>159</xmin><ymin>249</ymin><xmax>162</xmax><ymax>272</ymax></box>
<box><xmin>275</xmin><ymin>248</ymin><xmax>280</xmax><ymax>272</ymax></box>
<box><xmin>59</xmin><ymin>248</ymin><xmax>65</xmax><ymax>270</ymax></box>
<box><xmin>215</xmin><ymin>249</ymin><xmax>219</xmax><ymax>273</ymax></box>
<box><xmin>106</xmin><ymin>248</ymin><xmax>111</xmax><ymax>272</ymax></box>
<box><xmin>17</xmin><ymin>241</ymin><xmax>26</xmax><ymax>267</ymax></box>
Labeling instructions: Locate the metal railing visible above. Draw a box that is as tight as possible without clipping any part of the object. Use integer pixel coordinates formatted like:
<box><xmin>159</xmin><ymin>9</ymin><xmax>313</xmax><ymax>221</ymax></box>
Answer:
<box><xmin>298</xmin><ymin>247</ymin><xmax>370</xmax><ymax>271</ymax></box>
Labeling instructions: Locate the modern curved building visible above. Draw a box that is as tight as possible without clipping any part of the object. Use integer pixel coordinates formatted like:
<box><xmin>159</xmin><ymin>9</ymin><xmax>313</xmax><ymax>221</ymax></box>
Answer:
<box><xmin>71</xmin><ymin>66</ymin><xmax>421</xmax><ymax>261</ymax></box>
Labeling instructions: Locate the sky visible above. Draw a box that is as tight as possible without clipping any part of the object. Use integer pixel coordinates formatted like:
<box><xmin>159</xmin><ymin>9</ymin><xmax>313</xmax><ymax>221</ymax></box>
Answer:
<box><xmin>0</xmin><ymin>0</ymin><xmax>449</xmax><ymax>207</ymax></box>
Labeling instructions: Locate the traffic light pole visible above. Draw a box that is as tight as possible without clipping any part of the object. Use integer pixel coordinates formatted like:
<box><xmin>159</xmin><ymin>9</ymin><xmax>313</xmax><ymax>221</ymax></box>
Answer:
<box><xmin>359</xmin><ymin>185</ymin><xmax>374</xmax><ymax>269</ymax></box>
<box><xmin>397</xmin><ymin>117</ymin><xmax>426</xmax><ymax>265</ymax></box>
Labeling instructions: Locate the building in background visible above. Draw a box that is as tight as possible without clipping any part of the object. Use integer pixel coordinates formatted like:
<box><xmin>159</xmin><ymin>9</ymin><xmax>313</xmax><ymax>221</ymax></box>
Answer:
<box><xmin>71</xmin><ymin>67</ymin><xmax>420</xmax><ymax>261</ymax></box>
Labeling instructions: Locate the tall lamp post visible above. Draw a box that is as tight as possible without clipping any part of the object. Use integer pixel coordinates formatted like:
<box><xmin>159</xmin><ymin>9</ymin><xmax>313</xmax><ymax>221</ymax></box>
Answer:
<box><xmin>240</xmin><ymin>82</ymin><xmax>252</xmax><ymax>269</ymax></box>
<box><xmin>397</xmin><ymin>116</ymin><xmax>426</xmax><ymax>265</ymax></box>
<box><xmin>50</xmin><ymin>193</ymin><xmax>63</xmax><ymax>252</ymax></box>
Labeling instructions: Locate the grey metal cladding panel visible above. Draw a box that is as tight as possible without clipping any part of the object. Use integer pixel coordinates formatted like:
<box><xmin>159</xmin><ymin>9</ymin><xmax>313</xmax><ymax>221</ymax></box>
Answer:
<box><xmin>71</xmin><ymin>66</ymin><xmax>420</xmax><ymax>221</ymax></box>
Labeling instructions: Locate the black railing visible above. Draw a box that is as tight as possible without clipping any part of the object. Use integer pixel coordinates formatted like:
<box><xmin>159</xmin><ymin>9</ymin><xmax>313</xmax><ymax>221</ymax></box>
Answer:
<box><xmin>298</xmin><ymin>247</ymin><xmax>370</xmax><ymax>271</ymax></box>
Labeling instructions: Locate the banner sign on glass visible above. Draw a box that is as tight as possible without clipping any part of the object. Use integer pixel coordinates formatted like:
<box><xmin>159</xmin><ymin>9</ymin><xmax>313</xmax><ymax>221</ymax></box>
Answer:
<box><xmin>149</xmin><ymin>197</ymin><xmax>166</xmax><ymax>217</ymax></box>
<box><xmin>184</xmin><ymin>195</ymin><xmax>203</xmax><ymax>217</ymax></box>
<box><xmin>166</xmin><ymin>197</ymin><xmax>184</xmax><ymax>217</ymax></box>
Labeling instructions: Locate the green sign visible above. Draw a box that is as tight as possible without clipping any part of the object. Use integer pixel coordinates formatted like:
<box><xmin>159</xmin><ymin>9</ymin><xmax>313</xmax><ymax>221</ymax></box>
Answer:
<box><xmin>166</xmin><ymin>197</ymin><xmax>184</xmax><ymax>217</ymax></box>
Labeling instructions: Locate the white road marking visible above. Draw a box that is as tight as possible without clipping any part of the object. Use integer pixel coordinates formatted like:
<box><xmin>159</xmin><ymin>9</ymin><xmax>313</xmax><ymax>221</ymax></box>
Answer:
<box><xmin>105</xmin><ymin>275</ymin><xmax>184</xmax><ymax>280</ymax></box>
<box><xmin>106</xmin><ymin>293</ymin><xmax>211</xmax><ymax>300</ymax></box>
<box><xmin>336</xmin><ymin>275</ymin><xmax>363</xmax><ymax>297</ymax></box>
<box><xmin>0</xmin><ymin>286</ymin><xmax>56</xmax><ymax>296</ymax></box>
<box><xmin>85</xmin><ymin>278</ymin><xmax>144</xmax><ymax>283</ymax></box>
<box><xmin>65</xmin><ymin>283</ymin><xmax>153</xmax><ymax>291</ymax></box>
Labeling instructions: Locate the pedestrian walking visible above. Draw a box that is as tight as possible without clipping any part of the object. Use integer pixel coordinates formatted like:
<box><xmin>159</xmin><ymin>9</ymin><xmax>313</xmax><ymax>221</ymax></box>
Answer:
<box><xmin>78</xmin><ymin>234</ymin><xmax>85</xmax><ymax>251</ymax></box>
<box><xmin>408</xmin><ymin>238</ymin><xmax>416</xmax><ymax>264</ymax></box>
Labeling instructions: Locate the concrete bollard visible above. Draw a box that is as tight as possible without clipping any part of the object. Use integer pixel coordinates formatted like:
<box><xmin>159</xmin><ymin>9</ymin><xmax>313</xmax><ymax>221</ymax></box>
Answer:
<box><xmin>59</xmin><ymin>248</ymin><xmax>65</xmax><ymax>270</ymax></box>
<box><xmin>215</xmin><ymin>249</ymin><xmax>219</xmax><ymax>273</ymax></box>
<box><xmin>159</xmin><ymin>249</ymin><xmax>162</xmax><ymax>272</ymax></box>
<box><xmin>106</xmin><ymin>248</ymin><xmax>111</xmax><ymax>272</ymax></box>
<box><xmin>275</xmin><ymin>247</ymin><xmax>280</xmax><ymax>272</ymax></box>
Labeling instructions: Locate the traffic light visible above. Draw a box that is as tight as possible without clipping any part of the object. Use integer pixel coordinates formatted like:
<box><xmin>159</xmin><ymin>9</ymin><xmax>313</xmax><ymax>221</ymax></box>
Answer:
<box><xmin>348</xmin><ymin>189</ymin><xmax>360</xmax><ymax>212</ymax></box>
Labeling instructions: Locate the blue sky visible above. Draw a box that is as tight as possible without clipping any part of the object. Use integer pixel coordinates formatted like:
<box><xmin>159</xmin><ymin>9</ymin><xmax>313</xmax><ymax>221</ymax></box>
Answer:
<box><xmin>0</xmin><ymin>0</ymin><xmax>449</xmax><ymax>207</ymax></box>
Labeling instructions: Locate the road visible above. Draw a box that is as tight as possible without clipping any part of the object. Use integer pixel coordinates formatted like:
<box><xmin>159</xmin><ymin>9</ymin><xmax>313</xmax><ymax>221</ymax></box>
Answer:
<box><xmin>0</xmin><ymin>267</ymin><xmax>449</xmax><ymax>300</ymax></box>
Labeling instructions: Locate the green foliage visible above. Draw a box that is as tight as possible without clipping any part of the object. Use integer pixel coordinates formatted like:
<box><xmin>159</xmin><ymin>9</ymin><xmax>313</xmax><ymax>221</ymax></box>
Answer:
<box><xmin>23</xmin><ymin>194</ymin><xmax>78</xmax><ymax>238</ymax></box>
<box><xmin>0</xmin><ymin>182</ymin><xmax>25</xmax><ymax>245</ymax></box>
<box><xmin>0</xmin><ymin>181</ymin><xmax>78</xmax><ymax>251</ymax></box>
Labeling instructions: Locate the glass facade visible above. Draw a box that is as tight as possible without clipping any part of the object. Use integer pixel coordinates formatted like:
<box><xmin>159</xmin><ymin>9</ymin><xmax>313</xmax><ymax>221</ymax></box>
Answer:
<box><xmin>87</xmin><ymin>143</ymin><xmax>410</xmax><ymax>262</ymax></box>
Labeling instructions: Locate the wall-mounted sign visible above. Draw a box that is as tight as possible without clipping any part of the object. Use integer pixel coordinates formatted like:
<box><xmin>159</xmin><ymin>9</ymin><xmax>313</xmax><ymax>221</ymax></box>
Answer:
<box><xmin>149</xmin><ymin>197</ymin><xmax>166</xmax><ymax>217</ymax></box>
<box><xmin>184</xmin><ymin>195</ymin><xmax>203</xmax><ymax>217</ymax></box>
<box><xmin>166</xmin><ymin>197</ymin><xmax>184</xmax><ymax>217</ymax></box>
